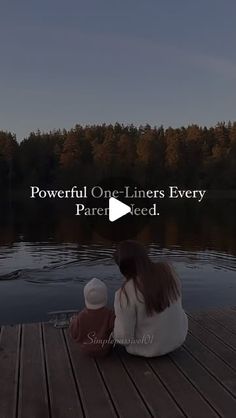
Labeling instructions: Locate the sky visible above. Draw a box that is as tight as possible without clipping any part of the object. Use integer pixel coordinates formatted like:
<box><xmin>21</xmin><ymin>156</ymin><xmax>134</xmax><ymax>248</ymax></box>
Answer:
<box><xmin>0</xmin><ymin>0</ymin><xmax>236</xmax><ymax>140</ymax></box>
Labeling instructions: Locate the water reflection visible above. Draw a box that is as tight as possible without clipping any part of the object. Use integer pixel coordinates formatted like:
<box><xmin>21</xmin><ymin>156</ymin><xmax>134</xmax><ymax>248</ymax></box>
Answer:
<box><xmin>1</xmin><ymin>242</ymin><xmax>236</xmax><ymax>279</ymax></box>
<box><xmin>0</xmin><ymin>198</ymin><xmax>236</xmax><ymax>324</ymax></box>
<box><xmin>1</xmin><ymin>198</ymin><xmax>236</xmax><ymax>251</ymax></box>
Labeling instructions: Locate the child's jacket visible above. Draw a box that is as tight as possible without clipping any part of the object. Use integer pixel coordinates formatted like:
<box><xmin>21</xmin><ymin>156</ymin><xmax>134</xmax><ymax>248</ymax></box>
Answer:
<box><xmin>70</xmin><ymin>307</ymin><xmax>115</xmax><ymax>356</ymax></box>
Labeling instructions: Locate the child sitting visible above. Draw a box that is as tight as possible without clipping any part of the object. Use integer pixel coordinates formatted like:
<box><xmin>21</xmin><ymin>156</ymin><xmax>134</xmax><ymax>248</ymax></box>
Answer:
<box><xmin>70</xmin><ymin>278</ymin><xmax>115</xmax><ymax>356</ymax></box>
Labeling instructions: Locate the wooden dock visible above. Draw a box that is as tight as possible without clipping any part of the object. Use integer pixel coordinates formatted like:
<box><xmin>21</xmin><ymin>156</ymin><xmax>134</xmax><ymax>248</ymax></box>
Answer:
<box><xmin>1</xmin><ymin>308</ymin><xmax>236</xmax><ymax>418</ymax></box>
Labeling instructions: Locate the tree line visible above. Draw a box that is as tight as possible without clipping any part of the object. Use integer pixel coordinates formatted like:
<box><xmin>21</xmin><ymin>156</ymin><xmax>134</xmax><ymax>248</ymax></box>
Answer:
<box><xmin>0</xmin><ymin>122</ymin><xmax>236</xmax><ymax>195</ymax></box>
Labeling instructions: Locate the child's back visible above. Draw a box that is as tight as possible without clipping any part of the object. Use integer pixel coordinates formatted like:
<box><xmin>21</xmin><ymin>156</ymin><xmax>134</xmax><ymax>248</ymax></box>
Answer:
<box><xmin>70</xmin><ymin>306</ymin><xmax>115</xmax><ymax>355</ymax></box>
<box><xmin>70</xmin><ymin>278</ymin><xmax>115</xmax><ymax>356</ymax></box>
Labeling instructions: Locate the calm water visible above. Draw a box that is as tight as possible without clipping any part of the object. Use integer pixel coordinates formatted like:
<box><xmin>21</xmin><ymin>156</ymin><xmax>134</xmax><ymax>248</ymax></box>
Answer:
<box><xmin>0</xmin><ymin>198</ymin><xmax>236</xmax><ymax>324</ymax></box>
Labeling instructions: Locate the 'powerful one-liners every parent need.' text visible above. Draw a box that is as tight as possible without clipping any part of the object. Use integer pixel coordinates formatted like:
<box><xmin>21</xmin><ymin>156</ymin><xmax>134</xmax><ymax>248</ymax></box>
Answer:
<box><xmin>30</xmin><ymin>185</ymin><xmax>207</xmax><ymax>217</ymax></box>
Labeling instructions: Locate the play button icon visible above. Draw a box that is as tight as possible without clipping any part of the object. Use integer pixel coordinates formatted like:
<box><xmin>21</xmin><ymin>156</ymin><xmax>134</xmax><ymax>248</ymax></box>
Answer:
<box><xmin>83</xmin><ymin>176</ymin><xmax>159</xmax><ymax>241</ymax></box>
<box><xmin>109</xmin><ymin>197</ymin><xmax>131</xmax><ymax>222</ymax></box>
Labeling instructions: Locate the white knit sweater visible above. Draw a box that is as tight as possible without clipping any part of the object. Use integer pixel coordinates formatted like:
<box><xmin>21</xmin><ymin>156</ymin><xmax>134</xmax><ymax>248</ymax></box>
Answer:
<box><xmin>113</xmin><ymin>279</ymin><xmax>188</xmax><ymax>357</ymax></box>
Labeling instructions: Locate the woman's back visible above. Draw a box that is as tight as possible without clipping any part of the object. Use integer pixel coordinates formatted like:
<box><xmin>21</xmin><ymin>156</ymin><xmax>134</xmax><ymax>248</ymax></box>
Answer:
<box><xmin>114</xmin><ymin>278</ymin><xmax>188</xmax><ymax>357</ymax></box>
<box><xmin>113</xmin><ymin>241</ymin><xmax>188</xmax><ymax>357</ymax></box>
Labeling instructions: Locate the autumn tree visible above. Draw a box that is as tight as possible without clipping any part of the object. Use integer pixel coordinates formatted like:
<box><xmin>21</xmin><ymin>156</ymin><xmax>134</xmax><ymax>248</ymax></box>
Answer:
<box><xmin>0</xmin><ymin>131</ymin><xmax>18</xmax><ymax>194</ymax></box>
<box><xmin>0</xmin><ymin>122</ymin><xmax>236</xmax><ymax>193</ymax></box>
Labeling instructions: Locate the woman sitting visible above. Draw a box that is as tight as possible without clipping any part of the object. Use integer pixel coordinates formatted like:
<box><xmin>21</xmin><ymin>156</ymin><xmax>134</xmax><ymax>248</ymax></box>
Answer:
<box><xmin>113</xmin><ymin>240</ymin><xmax>188</xmax><ymax>357</ymax></box>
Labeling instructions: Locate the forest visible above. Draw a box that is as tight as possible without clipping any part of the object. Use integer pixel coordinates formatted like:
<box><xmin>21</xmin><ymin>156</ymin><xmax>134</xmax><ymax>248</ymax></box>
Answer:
<box><xmin>0</xmin><ymin>122</ymin><xmax>236</xmax><ymax>197</ymax></box>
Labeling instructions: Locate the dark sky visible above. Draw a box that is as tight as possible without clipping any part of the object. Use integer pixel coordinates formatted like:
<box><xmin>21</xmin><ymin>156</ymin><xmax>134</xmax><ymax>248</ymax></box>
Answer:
<box><xmin>0</xmin><ymin>0</ymin><xmax>235</xmax><ymax>139</ymax></box>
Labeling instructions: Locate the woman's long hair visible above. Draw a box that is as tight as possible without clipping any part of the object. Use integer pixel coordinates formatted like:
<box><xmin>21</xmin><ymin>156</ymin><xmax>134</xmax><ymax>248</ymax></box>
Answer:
<box><xmin>114</xmin><ymin>240</ymin><xmax>180</xmax><ymax>315</ymax></box>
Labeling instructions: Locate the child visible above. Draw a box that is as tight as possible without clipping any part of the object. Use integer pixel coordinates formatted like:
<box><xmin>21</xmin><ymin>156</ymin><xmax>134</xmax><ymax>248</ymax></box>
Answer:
<box><xmin>70</xmin><ymin>278</ymin><xmax>115</xmax><ymax>356</ymax></box>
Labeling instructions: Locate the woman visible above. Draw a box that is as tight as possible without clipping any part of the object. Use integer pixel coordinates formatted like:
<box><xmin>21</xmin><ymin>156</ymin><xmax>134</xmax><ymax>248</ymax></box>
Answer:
<box><xmin>113</xmin><ymin>240</ymin><xmax>188</xmax><ymax>357</ymax></box>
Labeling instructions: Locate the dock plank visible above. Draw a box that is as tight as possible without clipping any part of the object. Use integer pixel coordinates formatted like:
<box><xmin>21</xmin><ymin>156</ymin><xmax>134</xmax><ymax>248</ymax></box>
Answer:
<box><xmin>148</xmin><ymin>352</ymin><xmax>218</xmax><ymax>418</ymax></box>
<box><xmin>43</xmin><ymin>323</ymin><xmax>84</xmax><ymax>418</ymax></box>
<box><xmin>170</xmin><ymin>346</ymin><xmax>236</xmax><ymax>417</ymax></box>
<box><xmin>1</xmin><ymin>309</ymin><xmax>236</xmax><ymax>418</ymax></box>
<box><xmin>207</xmin><ymin>310</ymin><xmax>236</xmax><ymax>334</ymax></box>
<box><xmin>96</xmin><ymin>351</ymin><xmax>151</xmax><ymax>417</ymax></box>
<box><xmin>64</xmin><ymin>329</ymin><xmax>117</xmax><ymax>418</ymax></box>
<box><xmin>119</xmin><ymin>351</ymin><xmax>185</xmax><ymax>418</ymax></box>
<box><xmin>188</xmin><ymin>317</ymin><xmax>236</xmax><ymax>370</ymax></box>
<box><xmin>219</xmin><ymin>308</ymin><xmax>236</xmax><ymax>320</ymax></box>
<box><xmin>218</xmin><ymin>308</ymin><xmax>236</xmax><ymax>326</ymax></box>
<box><xmin>184</xmin><ymin>333</ymin><xmax>236</xmax><ymax>396</ymax></box>
<box><xmin>18</xmin><ymin>323</ymin><xmax>50</xmax><ymax>418</ymax></box>
<box><xmin>190</xmin><ymin>312</ymin><xmax>236</xmax><ymax>350</ymax></box>
<box><xmin>0</xmin><ymin>325</ymin><xmax>21</xmax><ymax>418</ymax></box>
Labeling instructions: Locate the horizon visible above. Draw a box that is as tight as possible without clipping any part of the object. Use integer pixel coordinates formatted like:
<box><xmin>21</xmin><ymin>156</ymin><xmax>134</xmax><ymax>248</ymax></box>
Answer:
<box><xmin>2</xmin><ymin>119</ymin><xmax>236</xmax><ymax>143</ymax></box>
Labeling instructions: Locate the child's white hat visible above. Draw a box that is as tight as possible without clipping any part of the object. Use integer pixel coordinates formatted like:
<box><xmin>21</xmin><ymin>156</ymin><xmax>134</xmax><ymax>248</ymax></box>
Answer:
<box><xmin>84</xmin><ymin>278</ymin><xmax>108</xmax><ymax>309</ymax></box>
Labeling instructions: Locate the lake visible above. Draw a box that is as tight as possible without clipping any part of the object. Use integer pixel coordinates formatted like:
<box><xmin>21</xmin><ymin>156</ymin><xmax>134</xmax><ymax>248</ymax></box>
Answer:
<box><xmin>0</xmin><ymin>197</ymin><xmax>236</xmax><ymax>324</ymax></box>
